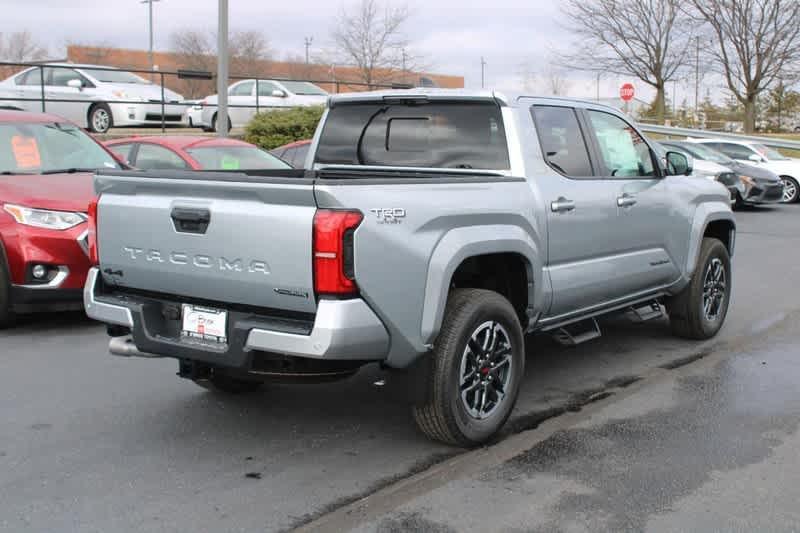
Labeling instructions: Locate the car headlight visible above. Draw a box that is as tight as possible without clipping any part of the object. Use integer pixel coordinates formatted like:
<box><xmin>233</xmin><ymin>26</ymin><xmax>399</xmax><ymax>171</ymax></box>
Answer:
<box><xmin>3</xmin><ymin>204</ymin><xmax>87</xmax><ymax>230</ymax></box>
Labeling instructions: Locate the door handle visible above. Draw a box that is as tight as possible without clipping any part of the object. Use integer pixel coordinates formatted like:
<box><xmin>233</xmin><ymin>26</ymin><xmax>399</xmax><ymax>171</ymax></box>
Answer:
<box><xmin>551</xmin><ymin>197</ymin><xmax>576</xmax><ymax>213</ymax></box>
<box><xmin>617</xmin><ymin>194</ymin><xmax>637</xmax><ymax>208</ymax></box>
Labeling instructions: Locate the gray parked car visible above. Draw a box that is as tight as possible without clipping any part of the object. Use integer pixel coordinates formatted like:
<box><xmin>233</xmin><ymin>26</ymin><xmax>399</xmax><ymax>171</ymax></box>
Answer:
<box><xmin>84</xmin><ymin>91</ymin><xmax>735</xmax><ymax>446</ymax></box>
<box><xmin>661</xmin><ymin>140</ymin><xmax>784</xmax><ymax>207</ymax></box>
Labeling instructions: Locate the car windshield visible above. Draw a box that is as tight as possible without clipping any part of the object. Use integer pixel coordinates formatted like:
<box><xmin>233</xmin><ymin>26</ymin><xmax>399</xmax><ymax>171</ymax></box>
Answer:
<box><xmin>185</xmin><ymin>146</ymin><xmax>292</xmax><ymax>170</ymax></box>
<box><xmin>0</xmin><ymin>122</ymin><xmax>119</xmax><ymax>174</ymax></box>
<box><xmin>278</xmin><ymin>81</ymin><xmax>327</xmax><ymax>96</ymax></box>
<box><xmin>88</xmin><ymin>69</ymin><xmax>151</xmax><ymax>84</ymax></box>
<box><xmin>753</xmin><ymin>143</ymin><xmax>790</xmax><ymax>161</ymax></box>
<box><xmin>675</xmin><ymin>143</ymin><xmax>734</xmax><ymax>165</ymax></box>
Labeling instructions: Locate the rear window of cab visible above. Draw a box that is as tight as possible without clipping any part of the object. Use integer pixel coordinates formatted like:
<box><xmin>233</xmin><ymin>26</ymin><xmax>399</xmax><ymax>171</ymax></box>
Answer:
<box><xmin>315</xmin><ymin>102</ymin><xmax>510</xmax><ymax>171</ymax></box>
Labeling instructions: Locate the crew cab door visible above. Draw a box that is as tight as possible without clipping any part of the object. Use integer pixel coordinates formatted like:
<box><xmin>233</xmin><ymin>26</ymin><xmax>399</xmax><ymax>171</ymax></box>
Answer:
<box><xmin>42</xmin><ymin>67</ymin><xmax>93</xmax><ymax>125</ymax></box>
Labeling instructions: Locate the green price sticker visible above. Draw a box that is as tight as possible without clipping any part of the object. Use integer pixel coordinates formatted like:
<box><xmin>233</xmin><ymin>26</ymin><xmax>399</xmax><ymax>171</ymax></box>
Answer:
<box><xmin>221</xmin><ymin>155</ymin><xmax>240</xmax><ymax>170</ymax></box>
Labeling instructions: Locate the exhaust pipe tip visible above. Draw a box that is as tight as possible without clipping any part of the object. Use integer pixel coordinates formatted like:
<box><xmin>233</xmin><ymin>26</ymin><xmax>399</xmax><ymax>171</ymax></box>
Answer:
<box><xmin>109</xmin><ymin>335</ymin><xmax>162</xmax><ymax>358</ymax></box>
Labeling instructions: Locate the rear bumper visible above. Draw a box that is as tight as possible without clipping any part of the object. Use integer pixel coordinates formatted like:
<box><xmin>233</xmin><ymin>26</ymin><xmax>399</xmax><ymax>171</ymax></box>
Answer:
<box><xmin>83</xmin><ymin>267</ymin><xmax>390</xmax><ymax>367</ymax></box>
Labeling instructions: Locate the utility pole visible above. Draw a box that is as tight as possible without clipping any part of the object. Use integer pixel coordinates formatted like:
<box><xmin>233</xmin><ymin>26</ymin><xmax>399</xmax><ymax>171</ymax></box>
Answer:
<box><xmin>480</xmin><ymin>56</ymin><xmax>486</xmax><ymax>89</ymax></box>
<box><xmin>694</xmin><ymin>36</ymin><xmax>700</xmax><ymax>122</ymax></box>
<box><xmin>596</xmin><ymin>72</ymin><xmax>601</xmax><ymax>102</ymax></box>
<box><xmin>140</xmin><ymin>0</ymin><xmax>161</xmax><ymax>70</ymax></box>
<box><xmin>401</xmin><ymin>48</ymin><xmax>408</xmax><ymax>84</ymax></box>
<box><xmin>217</xmin><ymin>0</ymin><xmax>229</xmax><ymax>137</ymax></box>
<box><xmin>304</xmin><ymin>36</ymin><xmax>313</xmax><ymax>65</ymax></box>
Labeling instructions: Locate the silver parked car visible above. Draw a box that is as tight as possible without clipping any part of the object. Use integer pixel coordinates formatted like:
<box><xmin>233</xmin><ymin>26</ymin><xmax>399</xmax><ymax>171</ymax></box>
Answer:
<box><xmin>0</xmin><ymin>63</ymin><xmax>186</xmax><ymax>133</ymax></box>
<box><xmin>198</xmin><ymin>79</ymin><xmax>327</xmax><ymax>131</ymax></box>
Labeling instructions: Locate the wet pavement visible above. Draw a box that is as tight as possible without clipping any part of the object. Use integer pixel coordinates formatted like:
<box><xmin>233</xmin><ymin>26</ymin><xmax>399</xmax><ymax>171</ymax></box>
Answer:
<box><xmin>2</xmin><ymin>205</ymin><xmax>800</xmax><ymax>532</ymax></box>
<box><xmin>354</xmin><ymin>320</ymin><xmax>800</xmax><ymax>532</ymax></box>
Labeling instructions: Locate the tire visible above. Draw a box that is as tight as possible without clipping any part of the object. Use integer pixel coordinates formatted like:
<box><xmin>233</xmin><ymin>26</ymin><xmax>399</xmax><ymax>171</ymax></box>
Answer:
<box><xmin>88</xmin><ymin>103</ymin><xmax>113</xmax><ymax>134</ymax></box>
<box><xmin>780</xmin><ymin>176</ymin><xmax>799</xmax><ymax>204</ymax></box>
<box><xmin>0</xmin><ymin>253</ymin><xmax>15</xmax><ymax>329</ymax></box>
<box><xmin>412</xmin><ymin>288</ymin><xmax>525</xmax><ymax>447</ymax></box>
<box><xmin>732</xmin><ymin>192</ymin><xmax>742</xmax><ymax>210</ymax></box>
<box><xmin>211</xmin><ymin>113</ymin><xmax>232</xmax><ymax>133</ymax></box>
<box><xmin>195</xmin><ymin>371</ymin><xmax>263</xmax><ymax>394</ymax></box>
<box><xmin>667</xmin><ymin>238</ymin><xmax>731</xmax><ymax>340</ymax></box>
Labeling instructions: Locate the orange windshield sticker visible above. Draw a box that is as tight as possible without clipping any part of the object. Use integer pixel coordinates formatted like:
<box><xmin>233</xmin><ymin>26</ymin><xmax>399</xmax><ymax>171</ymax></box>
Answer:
<box><xmin>11</xmin><ymin>136</ymin><xmax>42</xmax><ymax>169</ymax></box>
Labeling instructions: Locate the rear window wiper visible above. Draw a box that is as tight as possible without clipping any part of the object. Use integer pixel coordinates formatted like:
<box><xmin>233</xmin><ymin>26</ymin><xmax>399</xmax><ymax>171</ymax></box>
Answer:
<box><xmin>39</xmin><ymin>168</ymin><xmax>96</xmax><ymax>175</ymax></box>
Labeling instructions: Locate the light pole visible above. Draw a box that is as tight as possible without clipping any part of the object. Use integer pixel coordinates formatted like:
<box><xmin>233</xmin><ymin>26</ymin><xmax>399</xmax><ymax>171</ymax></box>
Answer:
<box><xmin>217</xmin><ymin>0</ymin><xmax>229</xmax><ymax>137</ymax></box>
<box><xmin>140</xmin><ymin>0</ymin><xmax>161</xmax><ymax>70</ymax></box>
<box><xmin>304</xmin><ymin>36</ymin><xmax>313</xmax><ymax>65</ymax></box>
<box><xmin>480</xmin><ymin>56</ymin><xmax>486</xmax><ymax>89</ymax></box>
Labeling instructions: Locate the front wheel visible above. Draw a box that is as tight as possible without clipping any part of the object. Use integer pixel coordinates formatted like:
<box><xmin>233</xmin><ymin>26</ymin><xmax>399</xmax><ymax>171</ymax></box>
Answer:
<box><xmin>667</xmin><ymin>238</ymin><xmax>731</xmax><ymax>340</ymax></box>
<box><xmin>781</xmin><ymin>176</ymin><xmax>799</xmax><ymax>204</ymax></box>
<box><xmin>88</xmin><ymin>103</ymin><xmax>113</xmax><ymax>134</ymax></box>
<box><xmin>412</xmin><ymin>288</ymin><xmax>525</xmax><ymax>447</ymax></box>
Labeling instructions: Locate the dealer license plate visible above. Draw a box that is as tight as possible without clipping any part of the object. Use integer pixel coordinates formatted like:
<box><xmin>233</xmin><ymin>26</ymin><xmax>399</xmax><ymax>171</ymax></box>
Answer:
<box><xmin>181</xmin><ymin>304</ymin><xmax>228</xmax><ymax>344</ymax></box>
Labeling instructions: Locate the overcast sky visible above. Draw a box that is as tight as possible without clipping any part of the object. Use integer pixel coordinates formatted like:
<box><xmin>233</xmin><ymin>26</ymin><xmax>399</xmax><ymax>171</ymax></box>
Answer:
<box><xmin>3</xmin><ymin>0</ymin><xmax>684</xmax><ymax>103</ymax></box>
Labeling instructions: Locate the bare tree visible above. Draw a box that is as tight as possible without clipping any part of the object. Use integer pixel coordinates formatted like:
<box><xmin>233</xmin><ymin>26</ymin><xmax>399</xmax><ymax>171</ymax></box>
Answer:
<box><xmin>690</xmin><ymin>0</ymin><xmax>800</xmax><ymax>133</ymax></box>
<box><xmin>331</xmin><ymin>0</ymin><xmax>414</xmax><ymax>87</ymax></box>
<box><xmin>169</xmin><ymin>29</ymin><xmax>215</xmax><ymax>98</ymax></box>
<box><xmin>0</xmin><ymin>31</ymin><xmax>47</xmax><ymax>62</ymax></box>
<box><xmin>546</xmin><ymin>65</ymin><xmax>571</xmax><ymax>96</ymax></box>
<box><xmin>229</xmin><ymin>30</ymin><xmax>272</xmax><ymax>77</ymax></box>
<box><xmin>559</xmin><ymin>0</ymin><xmax>692</xmax><ymax>122</ymax></box>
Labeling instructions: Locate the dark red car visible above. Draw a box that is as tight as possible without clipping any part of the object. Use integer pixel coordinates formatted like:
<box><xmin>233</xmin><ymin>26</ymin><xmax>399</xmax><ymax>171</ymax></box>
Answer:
<box><xmin>104</xmin><ymin>136</ymin><xmax>290</xmax><ymax>171</ymax></box>
<box><xmin>269</xmin><ymin>139</ymin><xmax>311</xmax><ymax>168</ymax></box>
<box><xmin>0</xmin><ymin>110</ymin><xmax>121</xmax><ymax>326</ymax></box>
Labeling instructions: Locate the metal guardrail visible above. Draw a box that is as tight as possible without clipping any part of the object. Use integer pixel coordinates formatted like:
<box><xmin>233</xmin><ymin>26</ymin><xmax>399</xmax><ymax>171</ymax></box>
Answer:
<box><xmin>0</xmin><ymin>61</ymin><xmax>408</xmax><ymax>133</ymax></box>
<box><xmin>639</xmin><ymin>123</ymin><xmax>800</xmax><ymax>151</ymax></box>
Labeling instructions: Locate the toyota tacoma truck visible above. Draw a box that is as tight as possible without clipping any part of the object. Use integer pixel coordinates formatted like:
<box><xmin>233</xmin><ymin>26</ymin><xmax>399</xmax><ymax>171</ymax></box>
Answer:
<box><xmin>84</xmin><ymin>90</ymin><xmax>735</xmax><ymax>446</ymax></box>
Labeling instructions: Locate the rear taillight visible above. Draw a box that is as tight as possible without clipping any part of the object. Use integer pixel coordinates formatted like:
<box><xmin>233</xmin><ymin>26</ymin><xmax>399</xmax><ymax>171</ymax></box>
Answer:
<box><xmin>87</xmin><ymin>197</ymin><xmax>99</xmax><ymax>266</ymax></box>
<box><xmin>313</xmin><ymin>209</ymin><xmax>363</xmax><ymax>296</ymax></box>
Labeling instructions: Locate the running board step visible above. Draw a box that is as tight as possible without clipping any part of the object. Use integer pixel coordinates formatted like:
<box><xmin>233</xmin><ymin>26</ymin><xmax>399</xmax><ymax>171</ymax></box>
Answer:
<box><xmin>627</xmin><ymin>300</ymin><xmax>664</xmax><ymax>322</ymax></box>
<box><xmin>552</xmin><ymin>318</ymin><xmax>601</xmax><ymax>346</ymax></box>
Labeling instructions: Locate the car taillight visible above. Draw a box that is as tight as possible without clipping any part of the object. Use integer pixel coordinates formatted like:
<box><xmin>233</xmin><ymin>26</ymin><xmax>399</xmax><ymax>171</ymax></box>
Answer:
<box><xmin>87</xmin><ymin>197</ymin><xmax>99</xmax><ymax>266</ymax></box>
<box><xmin>313</xmin><ymin>209</ymin><xmax>363</xmax><ymax>296</ymax></box>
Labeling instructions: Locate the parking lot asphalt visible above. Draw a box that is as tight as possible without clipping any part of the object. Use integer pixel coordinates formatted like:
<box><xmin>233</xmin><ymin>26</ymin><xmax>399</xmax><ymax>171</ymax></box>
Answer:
<box><xmin>2</xmin><ymin>204</ymin><xmax>799</xmax><ymax>533</ymax></box>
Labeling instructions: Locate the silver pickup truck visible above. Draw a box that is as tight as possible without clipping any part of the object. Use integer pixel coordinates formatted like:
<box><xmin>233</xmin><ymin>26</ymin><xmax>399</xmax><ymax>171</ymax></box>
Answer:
<box><xmin>85</xmin><ymin>90</ymin><xmax>735</xmax><ymax>446</ymax></box>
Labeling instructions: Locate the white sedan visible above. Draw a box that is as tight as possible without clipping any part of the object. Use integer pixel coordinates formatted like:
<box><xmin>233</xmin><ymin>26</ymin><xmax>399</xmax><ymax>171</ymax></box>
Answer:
<box><xmin>197</xmin><ymin>79</ymin><xmax>327</xmax><ymax>131</ymax></box>
<box><xmin>0</xmin><ymin>63</ymin><xmax>186</xmax><ymax>133</ymax></box>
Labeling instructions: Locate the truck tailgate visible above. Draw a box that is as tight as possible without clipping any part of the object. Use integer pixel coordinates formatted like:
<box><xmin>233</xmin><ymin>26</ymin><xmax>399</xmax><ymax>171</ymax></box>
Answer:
<box><xmin>94</xmin><ymin>171</ymin><xmax>317</xmax><ymax>314</ymax></box>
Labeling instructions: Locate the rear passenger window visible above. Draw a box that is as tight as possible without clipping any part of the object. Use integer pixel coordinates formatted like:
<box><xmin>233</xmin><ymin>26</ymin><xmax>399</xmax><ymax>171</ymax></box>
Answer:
<box><xmin>293</xmin><ymin>143</ymin><xmax>309</xmax><ymax>167</ymax></box>
<box><xmin>587</xmin><ymin>110</ymin><xmax>656</xmax><ymax>178</ymax></box>
<box><xmin>532</xmin><ymin>106</ymin><xmax>593</xmax><ymax>177</ymax></box>
<box><xmin>316</xmin><ymin>103</ymin><xmax>510</xmax><ymax>170</ymax></box>
<box><xmin>706</xmin><ymin>142</ymin><xmax>756</xmax><ymax>160</ymax></box>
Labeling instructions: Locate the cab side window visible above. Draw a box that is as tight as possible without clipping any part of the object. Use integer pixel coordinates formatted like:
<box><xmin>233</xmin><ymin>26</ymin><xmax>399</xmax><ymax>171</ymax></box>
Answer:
<box><xmin>134</xmin><ymin>144</ymin><xmax>189</xmax><ymax>170</ymax></box>
<box><xmin>16</xmin><ymin>68</ymin><xmax>43</xmax><ymax>86</ymax></box>
<box><xmin>587</xmin><ymin>110</ymin><xmax>656</xmax><ymax>178</ymax></box>
<box><xmin>531</xmin><ymin>105</ymin><xmax>593</xmax><ymax>178</ymax></box>
<box><xmin>705</xmin><ymin>142</ymin><xmax>756</xmax><ymax>160</ymax></box>
<box><xmin>257</xmin><ymin>81</ymin><xmax>280</xmax><ymax>96</ymax></box>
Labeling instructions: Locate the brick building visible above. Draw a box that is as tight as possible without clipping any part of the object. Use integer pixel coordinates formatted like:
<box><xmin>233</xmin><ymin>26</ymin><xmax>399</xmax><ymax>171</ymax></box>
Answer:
<box><xmin>65</xmin><ymin>45</ymin><xmax>464</xmax><ymax>99</ymax></box>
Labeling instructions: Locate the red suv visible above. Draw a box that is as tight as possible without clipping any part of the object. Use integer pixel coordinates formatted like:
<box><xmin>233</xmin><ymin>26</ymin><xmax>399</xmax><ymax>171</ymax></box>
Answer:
<box><xmin>0</xmin><ymin>110</ymin><xmax>120</xmax><ymax>326</ymax></box>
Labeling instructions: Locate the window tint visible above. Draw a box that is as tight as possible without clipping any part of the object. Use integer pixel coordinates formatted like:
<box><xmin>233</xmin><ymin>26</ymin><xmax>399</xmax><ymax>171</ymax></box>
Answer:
<box><xmin>316</xmin><ymin>102</ymin><xmax>510</xmax><ymax>170</ymax></box>
<box><xmin>108</xmin><ymin>143</ymin><xmax>135</xmax><ymax>163</ymax></box>
<box><xmin>705</xmin><ymin>142</ymin><xmax>756</xmax><ymax>160</ymax></box>
<box><xmin>134</xmin><ymin>144</ymin><xmax>189</xmax><ymax>170</ymax></box>
<box><xmin>587</xmin><ymin>111</ymin><xmax>655</xmax><ymax>177</ymax></box>
<box><xmin>46</xmin><ymin>67</ymin><xmax>81</xmax><ymax>87</ymax></box>
<box><xmin>293</xmin><ymin>143</ymin><xmax>310</xmax><ymax>167</ymax></box>
<box><xmin>230</xmin><ymin>82</ymin><xmax>254</xmax><ymax>96</ymax></box>
<box><xmin>16</xmin><ymin>68</ymin><xmax>43</xmax><ymax>86</ymax></box>
<box><xmin>532</xmin><ymin>106</ymin><xmax>593</xmax><ymax>177</ymax></box>
<box><xmin>256</xmin><ymin>81</ymin><xmax>280</xmax><ymax>96</ymax></box>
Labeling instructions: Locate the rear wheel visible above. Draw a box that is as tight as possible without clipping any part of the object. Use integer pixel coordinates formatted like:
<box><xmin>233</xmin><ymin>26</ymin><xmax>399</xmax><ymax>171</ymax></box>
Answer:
<box><xmin>781</xmin><ymin>176</ymin><xmax>799</xmax><ymax>204</ymax></box>
<box><xmin>667</xmin><ymin>238</ymin><xmax>731</xmax><ymax>340</ymax></box>
<box><xmin>412</xmin><ymin>288</ymin><xmax>524</xmax><ymax>447</ymax></box>
<box><xmin>211</xmin><ymin>113</ymin><xmax>232</xmax><ymax>133</ymax></box>
<box><xmin>88</xmin><ymin>103</ymin><xmax>113</xmax><ymax>134</ymax></box>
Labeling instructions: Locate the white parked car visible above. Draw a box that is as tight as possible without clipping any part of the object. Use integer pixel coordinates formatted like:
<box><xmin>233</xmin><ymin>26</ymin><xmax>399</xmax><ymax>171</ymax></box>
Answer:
<box><xmin>0</xmin><ymin>63</ymin><xmax>185</xmax><ymax>133</ymax></box>
<box><xmin>198</xmin><ymin>79</ymin><xmax>327</xmax><ymax>131</ymax></box>
<box><xmin>687</xmin><ymin>138</ymin><xmax>800</xmax><ymax>203</ymax></box>
<box><xmin>185</xmin><ymin>100</ymin><xmax>204</xmax><ymax>128</ymax></box>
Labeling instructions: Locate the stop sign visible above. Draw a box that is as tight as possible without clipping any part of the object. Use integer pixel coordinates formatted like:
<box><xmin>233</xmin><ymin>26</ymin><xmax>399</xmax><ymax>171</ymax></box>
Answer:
<box><xmin>620</xmin><ymin>83</ymin><xmax>635</xmax><ymax>101</ymax></box>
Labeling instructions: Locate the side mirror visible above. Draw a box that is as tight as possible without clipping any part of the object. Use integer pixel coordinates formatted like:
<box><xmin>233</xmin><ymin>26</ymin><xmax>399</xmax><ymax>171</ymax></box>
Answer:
<box><xmin>271</xmin><ymin>89</ymin><xmax>287</xmax><ymax>98</ymax></box>
<box><xmin>665</xmin><ymin>151</ymin><xmax>693</xmax><ymax>176</ymax></box>
<box><xmin>67</xmin><ymin>79</ymin><xmax>83</xmax><ymax>90</ymax></box>
<box><xmin>748</xmin><ymin>153</ymin><xmax>763</xmax><ymax>163</ymax></box>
